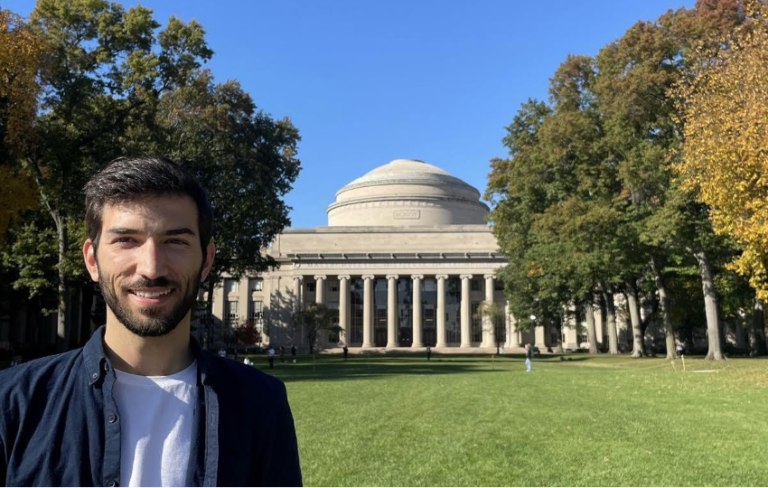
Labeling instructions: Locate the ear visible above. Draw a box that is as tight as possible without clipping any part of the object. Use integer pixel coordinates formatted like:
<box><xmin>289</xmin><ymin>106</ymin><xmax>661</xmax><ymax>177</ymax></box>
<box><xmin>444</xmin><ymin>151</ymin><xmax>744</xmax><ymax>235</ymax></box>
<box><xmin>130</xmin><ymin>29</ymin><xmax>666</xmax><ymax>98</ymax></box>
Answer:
<box><xmin>83</xmin><ymin>239</ymin><xmax>100</xmax><ymax>282</ymax></box>
<box><xmin>200</xmin><ymin>240</ymin><xmax>215</xmax><ymax>282</ymax></box>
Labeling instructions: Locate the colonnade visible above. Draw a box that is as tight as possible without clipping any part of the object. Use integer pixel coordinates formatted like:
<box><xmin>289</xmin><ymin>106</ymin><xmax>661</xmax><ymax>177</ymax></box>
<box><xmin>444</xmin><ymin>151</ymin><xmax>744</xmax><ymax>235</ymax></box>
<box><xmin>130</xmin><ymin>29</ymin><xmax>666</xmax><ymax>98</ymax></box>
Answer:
<box><xmin>292</xmin><ymin>273</ymin><xmax>508</xmax><ymax>349</ymax></box>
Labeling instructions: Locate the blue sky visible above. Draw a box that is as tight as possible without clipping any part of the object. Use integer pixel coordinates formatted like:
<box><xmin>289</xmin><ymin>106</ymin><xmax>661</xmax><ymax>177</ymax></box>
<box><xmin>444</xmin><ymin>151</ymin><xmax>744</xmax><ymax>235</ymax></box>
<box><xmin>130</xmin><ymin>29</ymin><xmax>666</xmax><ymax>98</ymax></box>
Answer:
<box><xmin>7</xmin><ymin>0</ymin><xmax>694</xmax><ymax>228</ymax></box>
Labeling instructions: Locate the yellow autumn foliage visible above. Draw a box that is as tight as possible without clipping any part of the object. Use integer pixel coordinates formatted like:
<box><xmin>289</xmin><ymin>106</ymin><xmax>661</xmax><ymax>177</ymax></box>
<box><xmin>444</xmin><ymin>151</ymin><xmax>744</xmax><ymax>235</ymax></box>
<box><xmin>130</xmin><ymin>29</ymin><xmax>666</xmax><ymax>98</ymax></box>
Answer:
<box><xmin>675</xmin><ymin>1</ymin><xmax>768</xmax><ymax>300</ymax></box>
<box><xmin>0</xmin><ymin>9</ymin><xmax>41</xmax><ymax>239</ymax></box>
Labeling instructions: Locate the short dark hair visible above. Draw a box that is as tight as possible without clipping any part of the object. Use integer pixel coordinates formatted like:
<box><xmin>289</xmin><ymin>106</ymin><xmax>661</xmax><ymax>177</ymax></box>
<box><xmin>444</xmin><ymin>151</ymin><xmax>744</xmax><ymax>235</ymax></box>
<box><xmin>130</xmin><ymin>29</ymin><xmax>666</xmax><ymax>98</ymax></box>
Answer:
<box><xmin>84</xmin><ymin>156</ymin><xmax>213</xmax><ymax>256</ymax></box>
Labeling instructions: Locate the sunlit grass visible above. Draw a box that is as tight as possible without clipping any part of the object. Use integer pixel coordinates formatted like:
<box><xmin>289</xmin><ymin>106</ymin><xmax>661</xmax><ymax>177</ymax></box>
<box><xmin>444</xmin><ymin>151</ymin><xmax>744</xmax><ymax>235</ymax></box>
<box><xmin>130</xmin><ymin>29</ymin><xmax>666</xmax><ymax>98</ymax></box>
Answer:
<box><xmin>241</xmin><ymin>352</ymin><xmax>768</xmax><ymax>486</ymax></box>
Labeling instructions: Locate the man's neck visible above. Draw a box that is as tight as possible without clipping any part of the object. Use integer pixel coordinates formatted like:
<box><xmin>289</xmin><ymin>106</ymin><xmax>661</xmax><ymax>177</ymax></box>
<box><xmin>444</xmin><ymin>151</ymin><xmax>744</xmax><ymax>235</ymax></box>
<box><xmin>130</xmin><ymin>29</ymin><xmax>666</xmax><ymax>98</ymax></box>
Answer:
<box><xmin>103</xmin><ymin>315</ymin><xmax>194</xmax><ymax>376</ymax></box>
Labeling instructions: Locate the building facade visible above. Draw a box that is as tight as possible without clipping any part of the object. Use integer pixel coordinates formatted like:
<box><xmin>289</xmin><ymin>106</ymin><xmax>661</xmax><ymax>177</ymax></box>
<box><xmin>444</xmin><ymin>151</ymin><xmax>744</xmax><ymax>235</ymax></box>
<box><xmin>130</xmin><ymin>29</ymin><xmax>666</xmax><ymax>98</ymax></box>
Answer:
<box><xmin>209</xmin><ymin>159</ymin><xmax>680</xmax><ymax>352</ymax></box>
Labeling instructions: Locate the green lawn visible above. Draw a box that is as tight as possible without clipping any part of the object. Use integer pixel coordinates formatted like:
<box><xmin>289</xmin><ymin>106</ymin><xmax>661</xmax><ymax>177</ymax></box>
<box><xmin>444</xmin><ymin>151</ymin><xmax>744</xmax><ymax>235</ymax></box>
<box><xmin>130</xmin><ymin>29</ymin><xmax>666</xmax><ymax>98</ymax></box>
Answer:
<box><xmin>253</xmin><ymin>353</ymin><xmax>768</xmax><ymax>486</ymax></box>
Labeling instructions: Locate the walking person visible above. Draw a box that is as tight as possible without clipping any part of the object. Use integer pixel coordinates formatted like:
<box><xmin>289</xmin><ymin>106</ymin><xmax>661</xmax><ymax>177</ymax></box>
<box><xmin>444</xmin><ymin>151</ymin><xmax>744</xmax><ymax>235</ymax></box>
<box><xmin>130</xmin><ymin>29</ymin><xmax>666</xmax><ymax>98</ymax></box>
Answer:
<box><xmin>267</xmin><ymin>346</ymin><xmax>276</xmax><ymax>369</ymax></box>
<box><xmin>280</xmin><ymin>345</ymin><xmax>286</xmax><ymax>363</ymax></box>
<box><xmin>291</xmin><ymin>344</ymin><xmax>297</xmax><ymax>363</ymax></box>
<box><xmin>426</xmin><ymin>345</ymin><xmax>431</xmax><ymax>361</ymax></box>
<box><xmin>525</xmin><ymin>343</ymin><xmax>533</xmax><ymax>372</ymax></box>
<box><xmin>342</xmin><ymin>345</ymin><xmax>349</xmax><ymax>361</ymax></box>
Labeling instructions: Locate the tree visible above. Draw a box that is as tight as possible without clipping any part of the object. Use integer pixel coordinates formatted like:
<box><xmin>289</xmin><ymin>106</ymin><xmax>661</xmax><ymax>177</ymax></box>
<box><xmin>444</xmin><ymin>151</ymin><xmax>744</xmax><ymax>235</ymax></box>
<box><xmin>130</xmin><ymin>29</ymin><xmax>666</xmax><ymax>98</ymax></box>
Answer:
<box><xmin>234</xmin><ymin>319</ymin><xmax>262</xmax><ymax>349</ymax></box>
<box><xmin>476</xmin><ymin>300</ymin><xmax>506</xmax><ymax>354</ymax></box>
<box><xmin>0</xmin><ymin>9</ymin><xmax>41</xmax><ymax>241</ymax></box>
<box><xmin>294</xmin><ymin>304</ymin><xmax>342</xmax><ymax>355</ymax></box>
<box><xmin>150</xmin><ymin>70</ymin><xmax>301</xmax><ymax>346</ymax></box>
<box><xmin>487</xmin><ymin>1</ymin><xmax>747</xmax><ymax>361</ymax></box>
<box><xmin>3</xmin><ymin>0</ymin><xmax>300</xmax><ymax>353</ymax></box>
<box><xmin>675</xmin><ymin>0</ymin><xmax>768</xmax><ymax>302</ymax></box>
<box><xmin>10</xmin><ymin>0</ymin><xmax>215</xmax><ymax>351</ymax></box>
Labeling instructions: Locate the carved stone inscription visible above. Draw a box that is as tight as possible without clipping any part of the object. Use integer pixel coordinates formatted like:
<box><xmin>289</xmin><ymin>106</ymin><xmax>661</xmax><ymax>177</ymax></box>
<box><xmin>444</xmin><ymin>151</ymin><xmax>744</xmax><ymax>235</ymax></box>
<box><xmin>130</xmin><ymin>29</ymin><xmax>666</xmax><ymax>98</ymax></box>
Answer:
<box><xmin>393</xmin><ymin>209</ymin><xmax>421</xmax><ymax>220</ymax></box>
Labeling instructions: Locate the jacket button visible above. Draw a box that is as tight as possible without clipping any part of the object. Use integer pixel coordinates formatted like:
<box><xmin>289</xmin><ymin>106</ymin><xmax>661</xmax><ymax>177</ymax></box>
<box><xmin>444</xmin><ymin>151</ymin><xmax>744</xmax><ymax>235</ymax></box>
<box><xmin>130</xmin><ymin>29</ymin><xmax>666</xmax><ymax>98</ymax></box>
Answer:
<box><xmin>108</xmin><ymin>481</ymin><xmax>118</xmax><ymax>487</ymax></box>
<box><xmin>91</xmin><ymin>372</ymin><xmax>99</xmax><ymax>379</ymax></box>
<box><xmin>107</xmin><ymin>413</ymin><xmax>117</xmax><ymax>423</ymax></box>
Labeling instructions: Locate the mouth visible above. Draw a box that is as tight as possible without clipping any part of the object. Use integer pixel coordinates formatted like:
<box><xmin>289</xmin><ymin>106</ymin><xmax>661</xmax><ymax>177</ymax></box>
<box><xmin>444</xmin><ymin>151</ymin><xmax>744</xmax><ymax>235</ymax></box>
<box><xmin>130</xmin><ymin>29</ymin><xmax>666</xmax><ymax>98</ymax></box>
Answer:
<box><xmin>128</xmin><ymin>288</ymin><xmax>176</xmax><ymax>305</ymax></box>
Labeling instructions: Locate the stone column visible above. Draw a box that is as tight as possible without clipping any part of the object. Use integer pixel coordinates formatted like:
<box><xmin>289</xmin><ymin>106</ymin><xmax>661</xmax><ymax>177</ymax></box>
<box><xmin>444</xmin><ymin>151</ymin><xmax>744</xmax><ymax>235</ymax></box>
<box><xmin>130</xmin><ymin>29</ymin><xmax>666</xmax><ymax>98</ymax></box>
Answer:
<box><xmin>505</xmin><ymin>301</ymin><xmax>518</xmax><ymax>348</ymax></box>
<box><xmin>362</xmin><ymin>275</ymin><xmax>374</xmax><ymax>348</ymax></box>
<box><xmin>460</xmin><ymin>274</ymin><xmax>472</xmax><ymax>348</ymax></box>
<box><xmin>411</xmin><ymin>275</ymin><xmax>424</xmax><ymax>348</ymax></box>
<box><xmin>386</xmin><ymin>275</ymin><xmax>399</xmax><ymax>348</ymax></box>
<box><xmin>436</xmin><ymin>275</ymin><xmax>448</xmax><ymax>348</ymax></box>
<box><xmin>292</xmin><ymin>275</ymin><xmax>303</xmax><ymax>311</ymax></box>
<box><xmin>535</xmin><ymin>324</ymin><xmax>547</xmax><ymax>349</ymax></box>
<box><xmin>483</xmin><ymin>274</ymin><xmax>496</xmax><ymax>348</ymax></box>
<box><xmin>314</xmin><ymin>275</ymin><xmax>326</xmax><ymax>305</ymax></box>
<box><xmin>338</xmin><ymin>275</ymin><xmax>350</xmax><ymax>346</ymax></box>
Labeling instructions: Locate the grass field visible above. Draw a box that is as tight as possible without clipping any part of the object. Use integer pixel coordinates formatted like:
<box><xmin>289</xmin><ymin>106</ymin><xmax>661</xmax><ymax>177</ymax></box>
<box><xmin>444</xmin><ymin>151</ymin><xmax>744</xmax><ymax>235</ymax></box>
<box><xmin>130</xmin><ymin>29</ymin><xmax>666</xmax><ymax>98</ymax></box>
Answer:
<box><xmin>252</xmin><ymin>352</ymin><xmax>768</xmax><ymax>486</ymax></box>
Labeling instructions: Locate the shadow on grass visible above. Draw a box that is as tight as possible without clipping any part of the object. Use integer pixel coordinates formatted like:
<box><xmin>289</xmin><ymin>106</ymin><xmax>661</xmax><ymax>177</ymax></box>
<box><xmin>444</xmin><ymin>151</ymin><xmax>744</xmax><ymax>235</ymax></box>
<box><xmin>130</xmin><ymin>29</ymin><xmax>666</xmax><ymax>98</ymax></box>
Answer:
<box><xmin>251</xmin><ymin>357</ymin><xmax>515</xmax><ymax>383</ymax></box>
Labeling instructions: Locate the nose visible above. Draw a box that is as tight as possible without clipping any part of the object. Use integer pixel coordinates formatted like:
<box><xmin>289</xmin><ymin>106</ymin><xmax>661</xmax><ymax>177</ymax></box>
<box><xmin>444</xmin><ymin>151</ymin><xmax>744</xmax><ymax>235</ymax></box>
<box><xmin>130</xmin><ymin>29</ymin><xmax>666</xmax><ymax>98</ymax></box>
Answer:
<box><xmin>134</xmin><ymin>239</ymin><xmax>167</xmax><ymax>279</ymax></box>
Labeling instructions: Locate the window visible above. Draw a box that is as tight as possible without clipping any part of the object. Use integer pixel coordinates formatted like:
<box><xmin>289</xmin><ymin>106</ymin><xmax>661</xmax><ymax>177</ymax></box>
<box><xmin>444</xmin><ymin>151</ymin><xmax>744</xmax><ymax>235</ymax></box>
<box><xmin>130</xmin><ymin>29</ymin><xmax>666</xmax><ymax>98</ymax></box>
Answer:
<box><xmin>330</xmin><ymin>280</ymin><xmax>339</xmax><ymax>292</ymax></box>
<box><xmin>225</xmin><ymin>301</ymin><xmax>239</xmax><ymax>328</ymax></box>
<box><xmin>224</xmin><ymin>278</ymin><xmax>239</xmax><ymax>295</ymax></box>
<box><xmin>250</xmin><ymin>300</ymin><xmax>263</xmax><ymax>321</ymax></box>
<box><xmin>250</xmin><ymin>278</ymin><xmax>263</xmax><ymax>292</ymax></box>
<box><xmin>471</xmin><ymin>302</ymin><xmax>482</xmax><ymax>342</ymax></box>
<box><xmin>494</xmin><ymin>280</ymin><xmax>504</xmax><ymax>291</ymax></box>
<box><xmin>328</xmin><ymin>302</ymin><xmax>339</xmax><ymax>343</ymax></box>
<box><xmin>307</xmin><ymin>282</ymin><xmax>316</xmax><ymax>293</ymax></box>
<box><xmin>471</xmin><ymin>279</ymin><xmax>480</xmax><ymax>291</ymax></box>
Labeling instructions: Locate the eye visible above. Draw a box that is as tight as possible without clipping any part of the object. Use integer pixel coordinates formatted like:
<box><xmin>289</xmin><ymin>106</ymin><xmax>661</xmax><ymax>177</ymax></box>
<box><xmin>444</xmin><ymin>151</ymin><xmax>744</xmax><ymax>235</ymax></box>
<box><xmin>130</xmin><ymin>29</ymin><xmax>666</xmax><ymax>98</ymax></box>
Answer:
<box><xmin>167</xmin><ymin>239</ymin><xmax>190</xmax><ymax>246</ymax></box>
<box><xmin>112</xmin><ymin>237</ymin><xmax>136</xmax><ymax>244</ymax></box>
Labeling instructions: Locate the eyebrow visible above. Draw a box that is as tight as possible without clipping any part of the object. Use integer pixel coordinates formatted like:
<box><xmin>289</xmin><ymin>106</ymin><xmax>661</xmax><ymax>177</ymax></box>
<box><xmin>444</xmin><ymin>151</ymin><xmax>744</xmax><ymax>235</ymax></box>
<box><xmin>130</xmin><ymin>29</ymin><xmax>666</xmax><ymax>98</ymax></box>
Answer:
<box><xmin>105</xmin><ymin>227</ymin><xmax>197</xmax><ymax>237</ymax></box>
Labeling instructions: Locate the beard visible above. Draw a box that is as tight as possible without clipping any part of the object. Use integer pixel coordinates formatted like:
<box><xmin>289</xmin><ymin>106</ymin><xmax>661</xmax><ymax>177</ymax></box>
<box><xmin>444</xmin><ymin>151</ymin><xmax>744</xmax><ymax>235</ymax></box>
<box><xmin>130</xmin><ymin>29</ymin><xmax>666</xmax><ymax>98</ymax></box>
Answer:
<box><xmin>98</xmin><ymin>269</ymin><xmax>203</xmax><ymax>338</ymax></box>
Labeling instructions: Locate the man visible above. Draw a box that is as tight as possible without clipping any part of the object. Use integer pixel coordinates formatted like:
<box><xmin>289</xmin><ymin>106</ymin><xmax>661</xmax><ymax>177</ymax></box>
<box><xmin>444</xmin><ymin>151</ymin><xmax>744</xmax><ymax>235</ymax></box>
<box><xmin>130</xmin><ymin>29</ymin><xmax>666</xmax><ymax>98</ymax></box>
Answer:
<box><xmin>524</xmin><ymin>343</ymin><xmax>533</xmax><ymax>372</ymax></box>
<box><xmin>426</xmin><ymin>345</ymin><xmax>431</xmax><ymax>361</ymax></box>
<box><xmin>342</xmin><ymin>345</ymin><xmax>348</xmax><ymax>361</ymax></box>
<box><xmin>0</xmin><ymin>157</ymin><xmax>302</xmax><ymax>487</ymax></box>
<box><xmin>267</xmin><ymin>346</ymin><xmax>276</xmax><ymax>369</ymax></box>
<box><xmin>291</xmin><ymin>345</ymin><xmax>297</xmax><ymax>363</ymax></box>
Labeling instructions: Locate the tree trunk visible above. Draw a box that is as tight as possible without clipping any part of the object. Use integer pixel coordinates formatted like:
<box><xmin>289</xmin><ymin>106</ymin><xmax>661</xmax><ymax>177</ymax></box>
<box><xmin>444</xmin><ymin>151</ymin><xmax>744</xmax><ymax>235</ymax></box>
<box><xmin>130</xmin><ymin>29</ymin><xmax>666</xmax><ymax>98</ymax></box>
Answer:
<box><xmin>553</xmin><ymin>318</ymin><xmax>564</xmax><ymax>354</ymax></box>
<box><xmin>749</xmin><ymin>299</ymin><xmax>767</xmax><ymax>356</ymax></box>
<box><xmin>692</xmin><ymin>250</ymin><xmax>725</xmax><ymax>360</ymax></box>
<box><xmin>54</xmin><ymin>212</ymin><xmax>70</xmax><ymax>353</ymax></box>
<box><xmin>601</xmin><ymin>287</ymin><xmax>619</xmax><ymax>355</ymax></box>
<box><xmin>585</xmin><ymin>299</ymin><xmax>599</xmax><ymax>354</ymax></box>
<box><xmin>626</xmin><ymin>280</ymin><xmax>645</xmax><ymax>357</ymax></box>
<box><xmin>651</xmin><ymin>262</ymin><xmax>677</xmax><ymax>359</ymax></box>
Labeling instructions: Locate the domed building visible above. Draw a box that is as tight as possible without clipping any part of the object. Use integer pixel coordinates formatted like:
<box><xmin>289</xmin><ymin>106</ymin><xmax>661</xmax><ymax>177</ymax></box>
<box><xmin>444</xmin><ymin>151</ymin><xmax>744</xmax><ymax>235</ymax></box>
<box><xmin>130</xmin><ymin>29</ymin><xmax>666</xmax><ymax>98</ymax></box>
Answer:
<box><xmin>210</xmin><ymin>159</ymin><xmax>563</xmax><ymax>351</ymax></box>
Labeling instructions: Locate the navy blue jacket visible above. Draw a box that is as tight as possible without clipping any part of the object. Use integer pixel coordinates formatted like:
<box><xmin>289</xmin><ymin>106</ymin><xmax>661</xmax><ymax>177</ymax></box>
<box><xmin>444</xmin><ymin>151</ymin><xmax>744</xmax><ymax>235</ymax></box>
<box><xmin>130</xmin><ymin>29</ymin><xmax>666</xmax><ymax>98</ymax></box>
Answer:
<box><xmin>0</xmin><ymin>327</ymin><xmax>302</xmax><ymax>487</ymax></box>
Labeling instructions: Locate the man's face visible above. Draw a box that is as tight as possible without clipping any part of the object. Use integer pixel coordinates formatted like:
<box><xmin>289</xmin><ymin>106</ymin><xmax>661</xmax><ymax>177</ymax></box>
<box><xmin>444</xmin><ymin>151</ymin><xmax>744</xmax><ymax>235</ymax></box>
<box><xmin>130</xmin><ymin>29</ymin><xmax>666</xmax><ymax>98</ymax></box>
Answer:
<box><xmin>83</xmin><ymin>196</ymin><xmax>215</xmax><ymax>337</ymax></box>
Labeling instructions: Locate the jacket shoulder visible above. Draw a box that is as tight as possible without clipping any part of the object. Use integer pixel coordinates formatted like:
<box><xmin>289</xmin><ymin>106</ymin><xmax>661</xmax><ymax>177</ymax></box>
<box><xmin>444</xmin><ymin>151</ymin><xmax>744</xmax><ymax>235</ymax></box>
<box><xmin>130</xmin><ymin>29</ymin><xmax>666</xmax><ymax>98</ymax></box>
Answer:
<box><xmin>0</xmin><ymin>349</ymin><xmax>85</xmax><ymax>395</ymax></box>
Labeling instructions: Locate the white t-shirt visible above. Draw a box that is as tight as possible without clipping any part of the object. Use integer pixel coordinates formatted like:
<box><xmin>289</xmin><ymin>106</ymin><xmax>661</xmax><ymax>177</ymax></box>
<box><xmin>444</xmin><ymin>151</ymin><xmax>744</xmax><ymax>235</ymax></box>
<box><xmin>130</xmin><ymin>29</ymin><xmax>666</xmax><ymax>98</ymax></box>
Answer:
<box><xmin>113</xmin><ymin>361</ymin><xmax>198</xmax><ymax>487</ymax></box>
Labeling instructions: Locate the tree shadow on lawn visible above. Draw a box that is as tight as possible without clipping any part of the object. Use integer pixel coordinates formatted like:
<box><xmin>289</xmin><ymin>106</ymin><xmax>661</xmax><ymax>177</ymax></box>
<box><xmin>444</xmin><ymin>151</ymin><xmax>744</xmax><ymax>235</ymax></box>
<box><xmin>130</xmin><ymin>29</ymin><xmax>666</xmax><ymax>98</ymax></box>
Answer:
<box><xmin>254</xmin><ymin>359</ymin><xmax>514</xmax><ymax>383</ymax></box>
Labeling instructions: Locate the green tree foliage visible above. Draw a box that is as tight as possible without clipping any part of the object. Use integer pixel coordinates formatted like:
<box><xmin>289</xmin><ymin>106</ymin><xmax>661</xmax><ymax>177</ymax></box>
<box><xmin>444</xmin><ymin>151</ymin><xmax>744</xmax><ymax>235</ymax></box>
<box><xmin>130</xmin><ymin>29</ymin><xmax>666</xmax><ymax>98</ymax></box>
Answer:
<box><xmin>148</xmin><ymin>71</ymin><xmax>301</xmax><ymax>343</ymax></box>
<box><xmin>295</xmin><ymin>304</ymin><xmax>343</xmax><ymax>355</ymax></box>
<box><xmin>487</xmin><ymin>0</ymin><xmax>751</xmax><ymax>360</ymax></box>
<box><xmin>3</xmin><ymin>0</ymin><xmax>300</xmax><ymax>351</ymax></box>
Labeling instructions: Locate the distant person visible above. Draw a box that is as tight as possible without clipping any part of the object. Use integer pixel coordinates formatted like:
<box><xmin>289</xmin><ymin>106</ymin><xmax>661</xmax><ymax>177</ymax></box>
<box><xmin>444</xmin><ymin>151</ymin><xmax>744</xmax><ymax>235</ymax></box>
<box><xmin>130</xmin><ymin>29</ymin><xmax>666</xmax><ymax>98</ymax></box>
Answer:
<box><xmin>280</xmin><ymin>345</ymin><xmax>286</xmax><ymax>363</ymax></box>
<box><xmin>525</xmin><ymin>343</ymin><xmax>533</xmax><ymax>372</ymax></box>
<box><xmin>342</xmin><ymin>345</ymin><xmax>349</xmax><ymax>361</ymax></box>
<box><xmin>676</xmin><ymin>341</ymin><xmax>685</xmax><ymax>357</ymax></box>
<box><xmin>267</xmin><ymin>346</ymin><xmax>276</xmax><ymax>369</ymax></box>
<box><xmin>291</xmin><ymin>345</ymin><xmax>297</xmax><ymax>363</ymax></box>
<box><xmin>426</xmin><ymin>345</ymin><xmax>431</xmax><ymax>361</ymax></box>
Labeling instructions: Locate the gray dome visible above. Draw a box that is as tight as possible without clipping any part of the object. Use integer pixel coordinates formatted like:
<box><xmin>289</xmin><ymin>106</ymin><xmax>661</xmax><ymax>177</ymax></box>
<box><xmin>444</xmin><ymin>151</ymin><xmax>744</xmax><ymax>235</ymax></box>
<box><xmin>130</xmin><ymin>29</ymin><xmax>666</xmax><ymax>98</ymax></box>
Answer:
<box><xmin>327</xmin><ymin>159</ymin><xmax>489</xmax><ymax>226</ymax></box>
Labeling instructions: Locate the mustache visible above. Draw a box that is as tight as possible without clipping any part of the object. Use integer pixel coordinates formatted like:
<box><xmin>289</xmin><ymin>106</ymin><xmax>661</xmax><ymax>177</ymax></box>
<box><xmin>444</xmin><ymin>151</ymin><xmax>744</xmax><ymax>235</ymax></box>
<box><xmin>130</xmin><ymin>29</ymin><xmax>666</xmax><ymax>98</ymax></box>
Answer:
<box><xmin>122</xmin><ymin>277</ymin><xmax>178</xmax><ymax>289</ymax></box>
